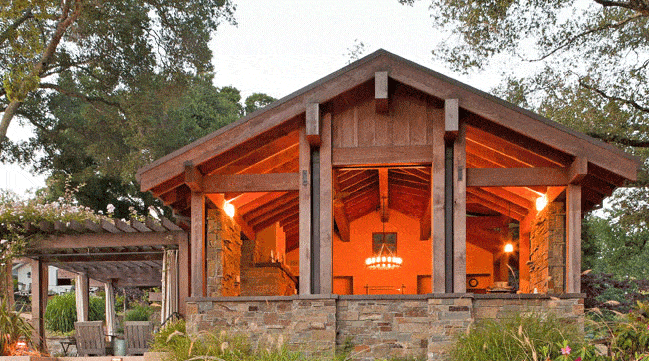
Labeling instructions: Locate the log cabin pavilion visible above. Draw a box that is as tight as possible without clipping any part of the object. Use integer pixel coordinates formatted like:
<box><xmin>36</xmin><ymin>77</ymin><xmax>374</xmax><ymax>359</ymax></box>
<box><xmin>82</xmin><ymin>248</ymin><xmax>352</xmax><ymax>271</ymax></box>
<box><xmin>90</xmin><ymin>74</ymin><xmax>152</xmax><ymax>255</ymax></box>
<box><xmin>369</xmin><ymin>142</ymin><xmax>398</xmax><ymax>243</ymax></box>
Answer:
<box><xmin>136</xmin><ymin>50</ymin><xmax>639</xmax><ymax>358</ymax></box>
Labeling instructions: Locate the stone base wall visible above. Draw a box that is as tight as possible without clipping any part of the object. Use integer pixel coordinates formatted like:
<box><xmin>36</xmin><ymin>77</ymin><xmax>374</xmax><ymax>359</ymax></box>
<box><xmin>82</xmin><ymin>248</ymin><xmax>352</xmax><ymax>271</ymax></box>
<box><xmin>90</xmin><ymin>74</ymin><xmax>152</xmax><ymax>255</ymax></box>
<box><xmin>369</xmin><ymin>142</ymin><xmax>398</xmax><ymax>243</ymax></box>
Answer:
<box><xmin>241</xmin><ymin>264</ymin><xmax>297</xmax><ymax>296</ymax></box>
<box><xmin>186</xmin><ymin>294</ymin><xmax>584</xmax><ymax>361</ymax></box>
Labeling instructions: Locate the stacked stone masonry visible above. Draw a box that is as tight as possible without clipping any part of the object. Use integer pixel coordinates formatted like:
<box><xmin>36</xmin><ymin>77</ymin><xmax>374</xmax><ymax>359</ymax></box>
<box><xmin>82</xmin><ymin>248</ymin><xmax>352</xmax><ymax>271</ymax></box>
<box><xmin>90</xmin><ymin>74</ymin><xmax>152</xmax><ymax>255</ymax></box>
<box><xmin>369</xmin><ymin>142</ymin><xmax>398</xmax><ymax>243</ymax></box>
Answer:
<box><xmin>187</xmin><ymin>294</ymin><xmax>583</xmax><ymax>361</ymax></box>
<box><xmin>529</xmin><ymin>202</ymin><xmax>566</xmax><ymax>294</ymax></box>
<box><xmin>206</xmin><ymin>208</ymin><xmax>243</xmax><ymax>297</ymax></box>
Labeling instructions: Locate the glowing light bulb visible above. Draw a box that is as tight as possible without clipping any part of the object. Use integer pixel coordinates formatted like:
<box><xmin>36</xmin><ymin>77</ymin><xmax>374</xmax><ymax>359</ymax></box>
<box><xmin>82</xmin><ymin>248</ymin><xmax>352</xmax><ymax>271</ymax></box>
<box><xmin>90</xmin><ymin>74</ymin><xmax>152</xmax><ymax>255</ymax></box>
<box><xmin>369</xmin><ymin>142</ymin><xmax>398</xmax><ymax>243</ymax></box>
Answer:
<box><xmin>535</xmin><ymin>194</ymin><xmax>547</xmax><ymax>211</ymax></box>
<box><xmin>365</xmin><ymin>258</ymin><xmax>371</xmax><ymax>265</ymax></box>
<box><xmin>504</xmin><ymin>243</ymin><xmax>514</xmax><ymax>253</ymax></box>
<box><xmin>224</xmin><ymin>202</ymin><xmax>235</xmax><ymax>218</ymax></box>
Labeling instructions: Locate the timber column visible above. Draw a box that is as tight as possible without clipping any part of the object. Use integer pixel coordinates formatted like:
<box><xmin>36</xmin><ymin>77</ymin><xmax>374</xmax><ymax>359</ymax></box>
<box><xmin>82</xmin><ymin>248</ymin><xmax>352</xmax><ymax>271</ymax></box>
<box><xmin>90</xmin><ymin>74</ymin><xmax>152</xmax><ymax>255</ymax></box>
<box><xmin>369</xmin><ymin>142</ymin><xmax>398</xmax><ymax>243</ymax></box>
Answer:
<box><xmin>299</xmin><ymin>123</ymin><xmax>313</xmax><ymax>295</ymax></box>
<box><xmin>30</xmin><ymin>258</ymin><xmax>48</xmax><ymax>352</ymax></box>
<box><xmin>185</xmin><ymin>161</ymin><xmax>206</xmax><ymax>297</ymax></box>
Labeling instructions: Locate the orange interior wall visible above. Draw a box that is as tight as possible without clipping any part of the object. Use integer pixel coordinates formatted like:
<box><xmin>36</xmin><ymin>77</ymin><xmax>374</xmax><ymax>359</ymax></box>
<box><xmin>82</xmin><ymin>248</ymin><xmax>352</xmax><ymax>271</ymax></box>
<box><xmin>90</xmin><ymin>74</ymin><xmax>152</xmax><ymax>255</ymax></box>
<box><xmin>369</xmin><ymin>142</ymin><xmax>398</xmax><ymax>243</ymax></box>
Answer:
<box><xmin>332</xmin><ymin>210</ymin><xmax>497</xmax><ymax>295</ymax></box>
<box><xmin>466</xmin><ymin>242</ymin><xmax>494</xmax><ymax>289</ymax></box>
<box><xmin>333</xmin><ymin>210</ymin><xmax>430</xmax><ymax>295</ymax></box>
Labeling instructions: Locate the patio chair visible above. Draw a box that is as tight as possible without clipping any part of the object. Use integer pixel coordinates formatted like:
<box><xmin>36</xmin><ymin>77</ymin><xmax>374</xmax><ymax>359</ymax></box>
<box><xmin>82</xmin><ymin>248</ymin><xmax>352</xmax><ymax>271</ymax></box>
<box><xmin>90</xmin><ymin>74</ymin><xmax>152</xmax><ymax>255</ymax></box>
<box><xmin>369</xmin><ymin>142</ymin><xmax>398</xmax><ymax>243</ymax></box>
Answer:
<box><xmin>74</xmin><ymin>321</ymin><xmax>107</xmax><ymax>356</ymax></box>
<box><xmin>124</xmin><ymin>321</ymin><xmax>154</xmax><ymax>355</ymax></box>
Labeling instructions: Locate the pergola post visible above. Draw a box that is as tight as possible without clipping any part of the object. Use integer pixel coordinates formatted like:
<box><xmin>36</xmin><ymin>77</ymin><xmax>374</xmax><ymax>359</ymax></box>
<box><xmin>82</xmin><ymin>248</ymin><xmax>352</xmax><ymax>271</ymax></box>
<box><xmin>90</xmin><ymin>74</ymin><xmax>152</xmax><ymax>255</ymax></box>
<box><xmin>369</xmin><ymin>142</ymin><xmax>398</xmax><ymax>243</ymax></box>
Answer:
<box><xmin>178</xmin><ymin>235</ymin><xmax>190</xmax><ymax>315</ymax></box>
<box><xmin>30</xmin><ymin>258</ymin><xmax>48</xmax><ymax>352</ymax></box>
<box><xmin>299</xmin><ymin>127</ymin><xmax>312</xmax><ymax>295</ymax></box>
<box><xmin>1</xmin><ymin>262</ymin><xmax>14</xmax><ymax>309</ymax></box>
<box><xmin>565</xmin><ymin>184</ymin><xmax>582</xmax><ymax>293</ymax></box>
<box><xmin>75</xmin><ymin>273</ymin><xmax>89</xmax><ymax>322</ymax></box>
<box><xmin>105</xmin><ymin>280</ymin><xmax>116</xmax><ymax>341</ymax></box>
<box><xmin>319</xmin><ymin>112</ymin><xmax>333</xmax><ymax>294</ymax></box>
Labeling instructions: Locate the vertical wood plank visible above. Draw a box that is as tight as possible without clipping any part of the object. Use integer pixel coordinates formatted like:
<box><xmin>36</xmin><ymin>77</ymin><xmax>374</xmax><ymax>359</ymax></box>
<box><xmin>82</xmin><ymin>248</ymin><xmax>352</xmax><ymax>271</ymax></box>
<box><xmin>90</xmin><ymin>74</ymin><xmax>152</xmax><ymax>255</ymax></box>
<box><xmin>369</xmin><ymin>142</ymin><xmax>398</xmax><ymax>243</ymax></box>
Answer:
<box><xmin>319</xmin><ymin>112</ymin><xmax>333</xmax><ymax>294</ymax></box>
<box><xmin>518</xmin><ymin>211</ymin><xmax>535</xmax><ymax>293</ymax></box>
<box><xmin>357</xmin><ymin>101</ymin><xmax>375</xmax><ymax>147</ymax></box>
<box><xmin>453</xmin><ymin>122</ymin><xmax>467</xmax><ymax>293</ymax></box>
<box><xmin>299</xmin><ymin>127</ymin><xmax>312</xmax><ymax>295</ymax></box>
<box><xmin>431</xmin><ymin>105</ymin><xmax>446</xmax><ymax>293</ymax></box>
<box><xmin>410</xmin><ymin>101</ymin><xmax>427</xmax><ymax>145</ymax></box>
<box><xmin>75</xmin><ymin>273</ymin><xmax>89</xmax><ymax>322</ymax></box>
<box><xmin>31</xmin><ymin>259</ymin><xmax>48</xmax><ymax>352</ymax></box>
<box><xmin>566</xmin><ymin>184</ymin><xmax>582</xmax><ymax>293</ymax></box>
<box><xmin>178</xmin><ymin>234</ymin><xmax>189</xmax><ymax>316</ymax></box>
<box><xmin>190</xmin><ymin>191</ymin><xmax>206</xmax><ymax>297</ymax></box>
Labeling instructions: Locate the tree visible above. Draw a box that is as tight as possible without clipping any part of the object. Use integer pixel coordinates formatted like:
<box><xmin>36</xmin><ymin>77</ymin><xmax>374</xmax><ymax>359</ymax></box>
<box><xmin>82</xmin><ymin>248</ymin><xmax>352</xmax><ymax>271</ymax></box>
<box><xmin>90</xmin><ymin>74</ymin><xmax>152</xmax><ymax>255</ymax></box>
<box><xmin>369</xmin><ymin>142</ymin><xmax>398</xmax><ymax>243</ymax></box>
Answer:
<box><xmin>401</xmin><ymin>0</ymin><xmax>649</xmax><ymax>161</ymax></box>
<box><xmin>0</xmin><ymin>0</ymin><xmax>236</xmax><ymax>144</ymax></box>
<box><xmin>402</xmin><ymin>0</ymin><xmax>649</xmax><ymax>228</ymax></box>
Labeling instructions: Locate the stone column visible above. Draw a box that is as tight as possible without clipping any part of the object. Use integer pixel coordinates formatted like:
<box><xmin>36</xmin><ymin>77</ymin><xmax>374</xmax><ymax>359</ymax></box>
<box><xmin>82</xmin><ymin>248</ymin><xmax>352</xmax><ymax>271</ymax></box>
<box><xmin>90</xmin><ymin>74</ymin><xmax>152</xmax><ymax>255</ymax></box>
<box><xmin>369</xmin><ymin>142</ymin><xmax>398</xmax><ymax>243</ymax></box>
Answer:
<box><xmin>206</xmin><ymin>207</ymin><xmax>242</xmax><ymax>297</ymax></box>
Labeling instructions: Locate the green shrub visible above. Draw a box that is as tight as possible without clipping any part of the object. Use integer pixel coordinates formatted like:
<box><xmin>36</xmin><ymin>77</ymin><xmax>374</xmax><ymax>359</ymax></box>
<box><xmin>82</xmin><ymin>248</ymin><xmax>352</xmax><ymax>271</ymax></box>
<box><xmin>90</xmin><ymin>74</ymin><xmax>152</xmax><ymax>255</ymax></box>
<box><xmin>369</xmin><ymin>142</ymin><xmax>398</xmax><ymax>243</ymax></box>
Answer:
<box><xmin>450</xmin><ymin>313</ymin><xmax>594</xmax><ymax>361</ymax></box>
<box><xmin>124</xmin><ymin>303</ymin><xmax>153</xmax><ymax>321</ymax></box>
<box><xmin>44</xmin><ymin>292</ymin><xmax>104</xmax><ymax>333</ymax></box>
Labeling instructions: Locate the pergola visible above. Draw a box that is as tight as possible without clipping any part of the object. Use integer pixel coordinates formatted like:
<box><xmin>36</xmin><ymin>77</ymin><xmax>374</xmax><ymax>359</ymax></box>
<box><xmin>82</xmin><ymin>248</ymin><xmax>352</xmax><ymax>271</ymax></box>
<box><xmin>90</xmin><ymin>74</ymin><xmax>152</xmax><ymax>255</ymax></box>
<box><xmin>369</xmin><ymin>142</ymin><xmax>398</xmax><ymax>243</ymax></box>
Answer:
<box><xmin>136</xmin><ymin>49</ymin><xmax>639</xmax><ymax>300</ymax></box>
<box><xmin>17</xmin><ymin>217</ymin><xmax>187</xmax><ymax>351</ymax></box>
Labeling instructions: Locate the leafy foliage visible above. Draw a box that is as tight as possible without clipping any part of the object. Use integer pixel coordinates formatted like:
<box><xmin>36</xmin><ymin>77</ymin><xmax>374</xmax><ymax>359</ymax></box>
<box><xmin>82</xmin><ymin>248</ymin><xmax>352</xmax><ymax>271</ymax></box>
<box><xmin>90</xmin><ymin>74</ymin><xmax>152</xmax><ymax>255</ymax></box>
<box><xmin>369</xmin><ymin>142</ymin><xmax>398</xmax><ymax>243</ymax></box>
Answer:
<box><xmin>450</xmin><ymin>312</ymin><xmax>592</xmax><ymax>361</ymax></box>
<box><xmin>124</xmin><ymin>303</ymin><xmax>153</xmax><ymax>322</ymax></box>
<box><xmin>44</xmin><ymin>291</ymin><xmax>104</xmax><ymax>333</ymax></box>
<box><xmin>0</xmin><ymin>298</ymin><xmax>33</xmax><ymax>355</ymax></box>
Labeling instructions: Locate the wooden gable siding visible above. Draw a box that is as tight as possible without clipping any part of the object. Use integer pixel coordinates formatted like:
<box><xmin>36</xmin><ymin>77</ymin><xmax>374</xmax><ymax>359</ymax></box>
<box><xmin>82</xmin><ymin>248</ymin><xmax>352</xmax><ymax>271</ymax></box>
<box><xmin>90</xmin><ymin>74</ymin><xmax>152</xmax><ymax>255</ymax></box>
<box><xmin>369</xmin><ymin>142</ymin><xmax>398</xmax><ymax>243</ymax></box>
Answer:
<box><xmin>331</xmin><ymin>82</ymin><xmax>439</xmax><ymax>151</ymax></box>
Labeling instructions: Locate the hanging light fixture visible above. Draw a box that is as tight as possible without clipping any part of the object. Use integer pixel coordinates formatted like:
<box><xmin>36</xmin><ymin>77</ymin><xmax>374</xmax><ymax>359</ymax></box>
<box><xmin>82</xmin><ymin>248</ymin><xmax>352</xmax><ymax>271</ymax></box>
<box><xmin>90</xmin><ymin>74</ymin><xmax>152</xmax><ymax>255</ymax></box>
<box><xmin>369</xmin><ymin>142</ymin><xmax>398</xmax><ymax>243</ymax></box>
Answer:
<box><xmin>365</xmin><ymin>203</ymin><xmax>402</xmax><ymax>270</ymax></box>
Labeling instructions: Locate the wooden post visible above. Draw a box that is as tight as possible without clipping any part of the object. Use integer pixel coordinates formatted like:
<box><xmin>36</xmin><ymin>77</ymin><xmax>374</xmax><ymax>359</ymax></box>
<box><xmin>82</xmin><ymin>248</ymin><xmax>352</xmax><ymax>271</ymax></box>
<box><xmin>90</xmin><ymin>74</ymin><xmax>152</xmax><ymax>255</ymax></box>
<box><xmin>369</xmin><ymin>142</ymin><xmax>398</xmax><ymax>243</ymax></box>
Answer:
<box><xmin>178</xmin><ymin>234</ymin><xmax>190</xmax><ymax>315</ymax></box>
<box><xmin>105</xmin><ymin>280</ymin><xmax>116</xmax><ymax>341</ymax></box>
<box><xmin>519</xmin><ymin>211</ymin><xmax>535</xmax><ymax>293</ymax></box>
<box><xmin>75</xmin><ymin>273</ymin><xmax>89</xmax><ymax>322</ymax></box>
<box><xmin>566</xmin><ymin>184</ymin><xmax>582</xmax><ymax>293</ymax></box>
<box><xmin>1</xmin><ymin>262</ymin><xmax>14</xmax><ymax>310</ymax></box>
<box><xmin>190</xmin><ymin>191</ymin><xmax>206</xmax><ymax>297</ymax></box>
<box><xmin>319</xmin><ymin>112</ymin><xmax>333</xmax><ymax>294</ymax></box>
<box><xmin>30</xmin><ymin>259</ymin><xmax>48</xmax><ymax>352</ymax></box>
<box><xmin>453</xmin><ymin>122</ymin><xmax>467</xmax><ymax>293</ymax></box>
<box><xmin>431</xmin><ymin>106</ymin><xmax>446</xmax><ymax>293</ymax></box>
<box><xmin>299</xmin><ymin>127</ymin><xmax>312</xmax><ymax>295</ymax></box>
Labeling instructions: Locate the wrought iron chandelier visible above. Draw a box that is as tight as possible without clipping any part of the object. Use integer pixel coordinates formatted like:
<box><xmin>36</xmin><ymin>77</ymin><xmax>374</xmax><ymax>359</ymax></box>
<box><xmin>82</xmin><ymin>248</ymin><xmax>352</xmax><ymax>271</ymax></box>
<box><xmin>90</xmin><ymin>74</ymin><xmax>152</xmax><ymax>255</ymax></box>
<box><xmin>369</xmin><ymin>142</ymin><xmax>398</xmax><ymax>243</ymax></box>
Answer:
<box><xmin>365</xmin><ymin>209</ymin><xmax>402</xmax><ymax>270</ymax></box>
<box><xmin>364</xmin><ymin>242</ymin><xmax>403</xmax><ymax>270</ymax></box>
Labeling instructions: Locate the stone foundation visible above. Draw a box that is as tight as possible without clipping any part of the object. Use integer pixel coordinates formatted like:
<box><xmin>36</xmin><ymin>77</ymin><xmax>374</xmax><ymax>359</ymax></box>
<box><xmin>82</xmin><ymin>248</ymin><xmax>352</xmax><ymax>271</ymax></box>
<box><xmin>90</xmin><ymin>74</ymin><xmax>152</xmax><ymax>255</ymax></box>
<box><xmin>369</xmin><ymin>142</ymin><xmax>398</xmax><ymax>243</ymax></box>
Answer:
<box><xmin>187</xmin><ymin>293</ymin><xmax>584</xmax><ymax>361</ymax></box>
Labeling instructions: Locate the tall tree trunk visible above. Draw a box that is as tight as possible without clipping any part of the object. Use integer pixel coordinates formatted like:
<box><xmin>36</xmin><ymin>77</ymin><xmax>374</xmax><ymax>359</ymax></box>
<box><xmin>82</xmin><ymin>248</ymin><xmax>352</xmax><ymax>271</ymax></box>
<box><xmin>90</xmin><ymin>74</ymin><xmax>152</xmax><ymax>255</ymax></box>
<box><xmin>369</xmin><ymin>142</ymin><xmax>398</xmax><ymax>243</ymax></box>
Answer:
<box><xmin>0</xmin><ymin>101</ymin><xmax>21</xmax><ymax>141</ymax></box>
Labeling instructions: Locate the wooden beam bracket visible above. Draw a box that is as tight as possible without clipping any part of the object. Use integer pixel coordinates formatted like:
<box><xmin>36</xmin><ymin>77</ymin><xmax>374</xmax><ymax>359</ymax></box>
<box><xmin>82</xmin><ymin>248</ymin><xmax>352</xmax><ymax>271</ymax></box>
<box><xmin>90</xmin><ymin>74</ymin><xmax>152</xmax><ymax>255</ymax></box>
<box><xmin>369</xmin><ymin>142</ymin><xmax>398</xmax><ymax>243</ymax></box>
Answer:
<box><xmin>184</xmin><ymin>161</ymin><xmax>204</xmax><ymax>192</ymax></box>
<box><xmin>306</xmin><ymin>103</ymin><xmax>321</xmax><ymax>146</ymax></box>
<box><xmin>569</xmin><ymin>157</ymin><xmax>588</xmax><ymax>184</ymax></box>
<box><xmin>375</xmin><ymin>71</ymin><xmax>389</xmax><ymax>114</ymax></box>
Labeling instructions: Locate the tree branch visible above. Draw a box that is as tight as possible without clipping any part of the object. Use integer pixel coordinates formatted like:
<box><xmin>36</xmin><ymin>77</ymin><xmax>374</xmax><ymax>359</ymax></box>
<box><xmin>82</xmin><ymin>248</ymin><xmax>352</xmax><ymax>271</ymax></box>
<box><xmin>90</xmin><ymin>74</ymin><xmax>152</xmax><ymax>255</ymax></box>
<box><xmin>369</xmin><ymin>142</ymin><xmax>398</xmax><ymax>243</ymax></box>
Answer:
<box><xmin>0</xmin><ymin>8</ymin><xmax>33</xmax><ymax>47</ymax></box>
<box><xmin>527</xmin><ymin>12</ymin><xmax>644</xmax><ymax>61</ymax></box>
<box><xmin>579</xmin><ymin>78</ymin><xmax>649</xmax><ymax>113</ymax></box>
<box><xmin>39</xmin><ymin>83</ymin><xmax>123</xmax><ymax>111</ymax></box>
<box><xmin>592</xmin><ymin>0</ymin><xmax>649</xmax><ymax>14</ymax></box>
<box><xmin>587</xmin><ymin>131</ymin><xmax>649</xmax><ymax>148</ymax></box>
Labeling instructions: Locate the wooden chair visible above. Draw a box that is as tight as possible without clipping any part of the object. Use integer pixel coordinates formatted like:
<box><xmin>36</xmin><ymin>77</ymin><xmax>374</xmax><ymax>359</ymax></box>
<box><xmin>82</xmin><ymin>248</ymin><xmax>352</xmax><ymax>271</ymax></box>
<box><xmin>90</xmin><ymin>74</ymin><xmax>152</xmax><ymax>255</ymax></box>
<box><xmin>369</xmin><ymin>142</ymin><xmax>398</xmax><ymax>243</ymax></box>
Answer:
<box><xmin>124</xmin><ymin>321</ymin><xmax>153</xmax><ymax>355</ymax></box>
<box><xmin>74</xmin><ymin>321</ymin><xmax>107</xmax><ymax>356</ymax></box>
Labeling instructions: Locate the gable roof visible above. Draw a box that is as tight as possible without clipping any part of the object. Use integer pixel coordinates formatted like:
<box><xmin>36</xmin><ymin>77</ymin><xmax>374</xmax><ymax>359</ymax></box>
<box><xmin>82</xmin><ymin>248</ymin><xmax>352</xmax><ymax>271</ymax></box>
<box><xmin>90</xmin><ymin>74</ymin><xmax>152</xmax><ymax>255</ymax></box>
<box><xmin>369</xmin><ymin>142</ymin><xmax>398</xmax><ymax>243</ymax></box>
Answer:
<box><xmin>137</xmin><ymin>49</ymin><xmax>639</xmax><ymax>196</ymax></box>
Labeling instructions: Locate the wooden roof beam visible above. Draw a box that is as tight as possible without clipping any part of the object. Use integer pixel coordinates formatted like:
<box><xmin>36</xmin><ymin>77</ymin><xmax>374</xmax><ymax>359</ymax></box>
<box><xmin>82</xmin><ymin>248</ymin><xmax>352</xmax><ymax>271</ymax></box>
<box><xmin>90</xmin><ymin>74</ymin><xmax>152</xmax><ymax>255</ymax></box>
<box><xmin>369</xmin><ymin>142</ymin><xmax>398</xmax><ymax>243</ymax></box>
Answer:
<box><xmin>202</xmin><ymin>173</ymin><xmax>299</xmax><ymax>193</ymax></box>
<box><xmin>467</xmin><ymin>167</ymin><xmax>568</xmax><ymax>187</ymax></box>
<box><xmin>375</xmin><ymin>71</ymin><xmax>389</xmax><ymax>114</ymax></box>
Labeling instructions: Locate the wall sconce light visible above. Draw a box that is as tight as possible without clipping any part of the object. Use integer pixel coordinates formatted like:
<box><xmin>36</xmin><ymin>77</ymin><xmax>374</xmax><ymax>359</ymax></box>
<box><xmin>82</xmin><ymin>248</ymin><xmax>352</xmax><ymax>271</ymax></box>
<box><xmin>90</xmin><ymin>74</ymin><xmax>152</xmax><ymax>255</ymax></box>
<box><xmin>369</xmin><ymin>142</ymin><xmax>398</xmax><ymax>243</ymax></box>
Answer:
<box><xmin>224</xmin><ymin>202</ymin><xmax>235</xmax><ymax>218</ymax></box>
<box><xmin>535</xmin><ymin>194</ymin><xmax>547</xmax><ymax>211</ymax></box>
<box><xmin>504</xmin><ymin>243</ymin><xmax>514</xmax><ymax>253</ymax></box>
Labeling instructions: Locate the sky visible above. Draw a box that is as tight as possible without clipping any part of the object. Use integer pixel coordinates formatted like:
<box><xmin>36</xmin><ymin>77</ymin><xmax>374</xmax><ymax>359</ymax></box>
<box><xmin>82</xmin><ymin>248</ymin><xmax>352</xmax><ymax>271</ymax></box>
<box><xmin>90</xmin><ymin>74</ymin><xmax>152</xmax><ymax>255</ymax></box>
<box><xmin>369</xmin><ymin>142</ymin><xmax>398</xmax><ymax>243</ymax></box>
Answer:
<box><xmin>1</xmin><ymin>0</ymin><xmax>502</xmax><ymax>198</ymax></box>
